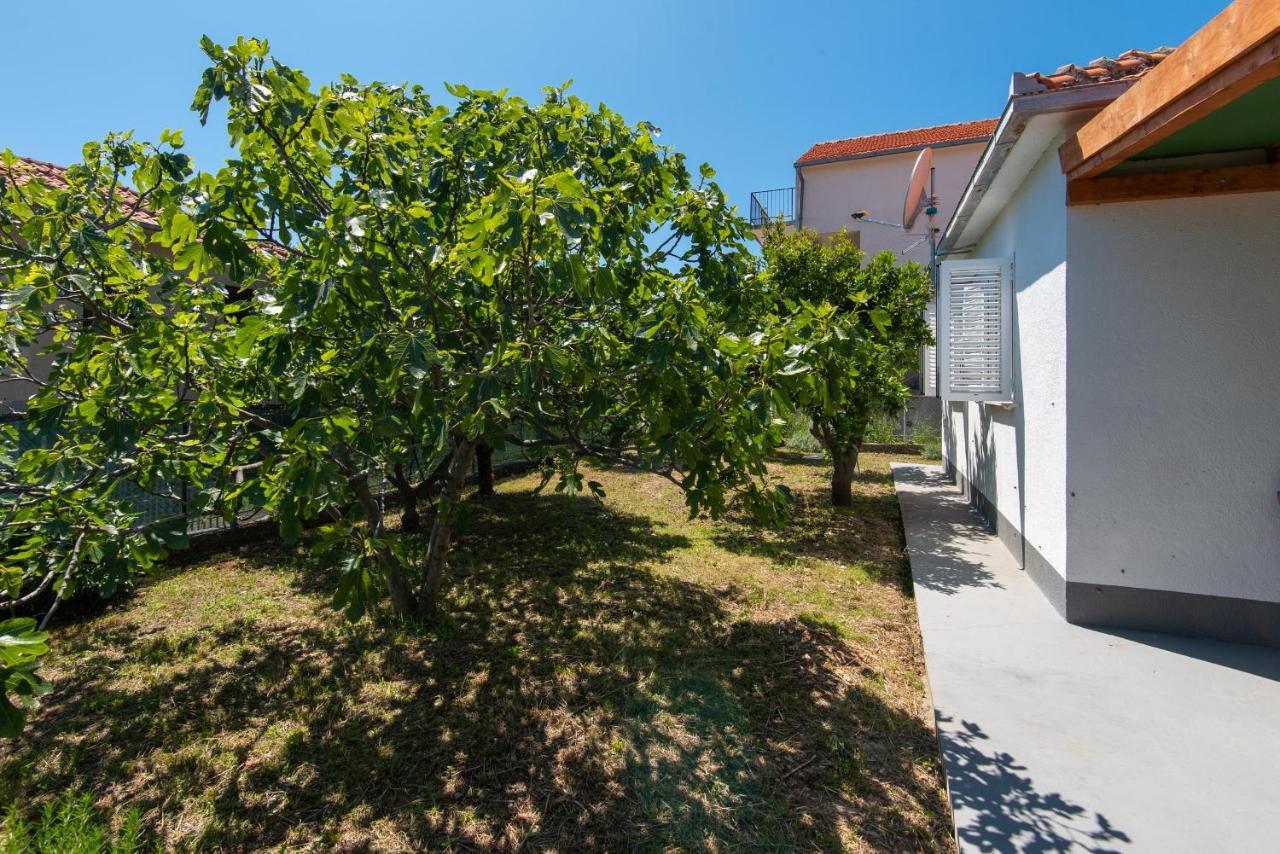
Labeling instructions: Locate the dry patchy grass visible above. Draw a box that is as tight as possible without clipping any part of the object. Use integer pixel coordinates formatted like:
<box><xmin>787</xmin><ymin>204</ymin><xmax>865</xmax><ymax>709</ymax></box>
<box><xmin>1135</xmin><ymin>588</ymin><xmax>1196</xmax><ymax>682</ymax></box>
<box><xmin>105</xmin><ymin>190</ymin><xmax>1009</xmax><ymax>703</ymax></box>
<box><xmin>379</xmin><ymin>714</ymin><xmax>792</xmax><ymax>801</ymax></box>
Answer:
<box><xmin>0</xmin><ymin>452</ymin><xmax>952</xmax><ymax>852</ymax></box>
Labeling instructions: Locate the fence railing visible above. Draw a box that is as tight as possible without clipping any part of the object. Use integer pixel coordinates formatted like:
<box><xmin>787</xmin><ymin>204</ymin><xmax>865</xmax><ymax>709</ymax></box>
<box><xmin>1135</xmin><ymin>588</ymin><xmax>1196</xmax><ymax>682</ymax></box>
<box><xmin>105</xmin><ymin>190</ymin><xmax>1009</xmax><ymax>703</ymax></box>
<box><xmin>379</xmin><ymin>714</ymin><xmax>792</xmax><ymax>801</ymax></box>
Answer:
<box><xmin>867</xmin><ymin>397</ymin><xmax>942</xmax><ymax>443</ymax></box>
<box><xmin>1</xmin><ymin>413</ymin><xmax>549</xmax><ymax>539</ymax></box>
<box><xmin>749</xmin><ymin>187</ymin><xmax>795</xmax><ymax>228</ymax></box>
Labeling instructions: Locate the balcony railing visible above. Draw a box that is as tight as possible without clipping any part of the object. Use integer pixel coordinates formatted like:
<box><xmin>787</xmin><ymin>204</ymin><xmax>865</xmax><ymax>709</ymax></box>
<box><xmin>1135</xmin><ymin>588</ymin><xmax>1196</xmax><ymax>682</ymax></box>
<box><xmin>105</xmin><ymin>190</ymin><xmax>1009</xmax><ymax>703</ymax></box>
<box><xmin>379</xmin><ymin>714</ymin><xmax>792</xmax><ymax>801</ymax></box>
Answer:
<box><xmin>749</xmin><ymin>186</ymin><xmax>795</xmax><ymax>228</ymax></box>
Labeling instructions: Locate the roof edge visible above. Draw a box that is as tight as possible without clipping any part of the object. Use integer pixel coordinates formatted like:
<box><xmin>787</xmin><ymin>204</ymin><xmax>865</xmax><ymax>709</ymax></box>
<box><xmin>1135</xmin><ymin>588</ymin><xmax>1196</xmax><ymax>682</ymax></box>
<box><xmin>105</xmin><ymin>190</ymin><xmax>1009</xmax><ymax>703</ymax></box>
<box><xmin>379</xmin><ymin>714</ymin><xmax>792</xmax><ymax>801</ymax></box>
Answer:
<box><xmin>939</xmin><ymin>79</ymin><xmax>1140</xmax><ymax>255</ymax></box>
<box><xmin>801</xmin><ymin>117</ymin><xmax>997</xmax><ymax>150</ymax></box>
<box><xmin>794</xmin><ymin>134</ymin><xmax>992</xmax><ymax>169</ymax></box>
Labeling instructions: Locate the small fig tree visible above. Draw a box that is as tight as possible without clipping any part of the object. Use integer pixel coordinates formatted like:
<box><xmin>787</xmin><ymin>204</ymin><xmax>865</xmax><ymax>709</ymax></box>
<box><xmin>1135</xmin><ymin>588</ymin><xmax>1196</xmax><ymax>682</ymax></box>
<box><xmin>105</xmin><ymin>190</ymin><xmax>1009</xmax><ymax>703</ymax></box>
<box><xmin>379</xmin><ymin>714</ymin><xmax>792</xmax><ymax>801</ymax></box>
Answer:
<box><xmin>760</xmin><ymin>225</ymin><xmax>932</xmax><ymax>506</ymax></box>
<box><xmin>0</xmin><ymin>136</ymin><xmax>249</xmax><ymax>614</ymax></box>
<box><xmin>0</xmin><ymin>136</ymin><xmax>258</xmax><ymax>736</ymax></box>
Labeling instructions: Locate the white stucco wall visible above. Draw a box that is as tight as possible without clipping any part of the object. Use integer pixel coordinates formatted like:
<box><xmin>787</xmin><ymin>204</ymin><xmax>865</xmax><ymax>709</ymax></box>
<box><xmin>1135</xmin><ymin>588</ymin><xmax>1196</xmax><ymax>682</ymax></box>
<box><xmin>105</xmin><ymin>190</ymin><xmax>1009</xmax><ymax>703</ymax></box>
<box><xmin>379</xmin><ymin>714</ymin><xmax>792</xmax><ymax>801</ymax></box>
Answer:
<box><xmin>943</xmin><ymin>141</ymin><xmax>1069</xmax><ymax>584</ymax></box>
<box><xmin>1066</xmin><ymin>191</ymin><xmax>1280</xmax><ymax>603</ymax></box>
<box><xmin>798</xmin><ymin>142</ymin><xmax>985</xmax><ymax>266</ymax></box>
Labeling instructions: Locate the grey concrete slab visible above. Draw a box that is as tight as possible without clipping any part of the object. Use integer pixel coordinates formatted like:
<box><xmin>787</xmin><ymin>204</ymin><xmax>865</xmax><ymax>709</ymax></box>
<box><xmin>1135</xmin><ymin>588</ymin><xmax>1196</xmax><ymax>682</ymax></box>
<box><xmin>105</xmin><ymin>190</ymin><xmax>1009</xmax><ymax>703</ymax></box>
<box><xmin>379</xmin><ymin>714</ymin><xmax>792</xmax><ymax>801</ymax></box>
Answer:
<box><xmin>892</xmin><ymin>463</ymin><xmax>1280</xmax><ymax>853</ymax></box>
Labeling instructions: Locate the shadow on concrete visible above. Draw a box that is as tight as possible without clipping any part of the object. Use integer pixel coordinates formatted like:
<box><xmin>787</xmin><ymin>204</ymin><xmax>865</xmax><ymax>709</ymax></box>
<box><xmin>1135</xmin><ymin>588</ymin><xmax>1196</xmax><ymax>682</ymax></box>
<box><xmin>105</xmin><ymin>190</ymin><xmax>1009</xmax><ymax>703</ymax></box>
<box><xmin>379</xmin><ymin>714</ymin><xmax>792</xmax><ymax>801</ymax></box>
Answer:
<box><xmin>1091</xmin><ymin>627</ymin><xmax>1280</xmax><ymax>683</ymax></box>
<box><xmin>894</xmin><ymin>466</ymin><xmax>1004</xmax><ymax>596</ymax></box>
<box><xmin>939</xmin><ymin>715</ymin><xmax>1131</xmax><ymax>853</ymax></box>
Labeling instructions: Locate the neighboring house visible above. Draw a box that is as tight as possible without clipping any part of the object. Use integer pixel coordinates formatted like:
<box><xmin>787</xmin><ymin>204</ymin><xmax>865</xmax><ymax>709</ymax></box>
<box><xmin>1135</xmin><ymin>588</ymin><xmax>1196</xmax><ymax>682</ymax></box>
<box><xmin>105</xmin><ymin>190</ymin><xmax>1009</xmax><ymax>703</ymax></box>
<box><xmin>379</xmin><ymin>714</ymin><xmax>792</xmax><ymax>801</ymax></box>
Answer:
<box><xmin>1</xmin><ymin>156</ymin><xmax>277</xmax><ymax>414</ymax></box>
<box><xmin>929</xmin><ymin>0</ymin><xmax>1280</xmax><ymax>646</ymax></box>
<box><xmin>0</xmin><ymin>158</ymin><xmax>145</xmax><ymax>413</ymax></box>
<box><xmin>750</xmin><ymin>119</ymin><xmax>996</xmax><ymax>265</ymax></box>
<box><xmin>751</xmin><ymin>120</ymin><xmax>995</xmax><ymax>398</ymax></box>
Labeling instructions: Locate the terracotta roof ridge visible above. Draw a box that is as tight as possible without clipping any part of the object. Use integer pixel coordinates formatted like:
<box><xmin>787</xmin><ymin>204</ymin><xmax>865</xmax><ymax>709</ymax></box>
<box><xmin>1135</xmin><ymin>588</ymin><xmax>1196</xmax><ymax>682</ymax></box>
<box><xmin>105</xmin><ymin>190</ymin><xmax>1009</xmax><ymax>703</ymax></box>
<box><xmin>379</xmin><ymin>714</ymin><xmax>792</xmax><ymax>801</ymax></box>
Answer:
<box><xmin>807</xmin><ymin>118</ymin><xmax>998</xmax><ymax>150</ymax></box>
<box><xmin>13</xmin><ymin>155</ymin><xmax>69</xmax><ymax>170</ymax></box>
<box><xmin>1016</xmin><ymin>46</ymin><xmax>1177</xmax><ymax>93</ymax></box>
<box><xmin>6</xmin><ymin>154</ymin><xmax>289</xmax><ymax>258</ymax></box>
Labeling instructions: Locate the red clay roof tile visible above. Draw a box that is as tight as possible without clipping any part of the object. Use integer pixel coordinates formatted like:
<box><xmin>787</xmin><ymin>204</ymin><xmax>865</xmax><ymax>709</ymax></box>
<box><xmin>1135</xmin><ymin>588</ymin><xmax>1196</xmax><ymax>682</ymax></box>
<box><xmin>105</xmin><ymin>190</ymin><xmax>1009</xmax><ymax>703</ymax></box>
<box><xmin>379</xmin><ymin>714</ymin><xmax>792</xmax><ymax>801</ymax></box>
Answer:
<box><xmin>796</xmin><ymin>118</ymin><xmax>999</xmax><ymax>165</ymax></box>
<box><xmin>6</xmin><ymin>156</ymin><xmax>160</xmax><ymax>228</ymax></box>
<box><xmin>6</xmin><ymin>156</ymin><xmax>288</xmax><ymax>258</ymax></box>
<box><xmin>1018</xmin><ymin>47</ymin><xmax>1176</xmax><ymax>92</ymax></box>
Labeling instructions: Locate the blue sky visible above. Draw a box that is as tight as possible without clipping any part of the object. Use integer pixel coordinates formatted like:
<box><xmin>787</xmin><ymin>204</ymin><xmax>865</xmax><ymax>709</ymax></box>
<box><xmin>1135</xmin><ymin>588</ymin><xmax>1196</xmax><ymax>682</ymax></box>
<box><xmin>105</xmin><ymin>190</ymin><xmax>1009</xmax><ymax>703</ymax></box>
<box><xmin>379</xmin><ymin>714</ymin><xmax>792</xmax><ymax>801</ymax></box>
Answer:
<box><xmin>3</xmin><ymin>0</ymin><xmax>1221</xmax><ymax>218</ymax></box>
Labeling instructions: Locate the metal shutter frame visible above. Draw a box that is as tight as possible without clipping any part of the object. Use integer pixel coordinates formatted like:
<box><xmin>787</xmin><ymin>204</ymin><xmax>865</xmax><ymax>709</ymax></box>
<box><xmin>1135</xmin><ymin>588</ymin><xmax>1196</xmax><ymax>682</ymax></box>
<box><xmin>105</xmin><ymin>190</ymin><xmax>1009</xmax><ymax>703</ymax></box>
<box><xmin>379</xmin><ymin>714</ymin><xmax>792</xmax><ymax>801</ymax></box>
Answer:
<box><xmin>938</xmin><ymin>258</ymin><xmax>1013</xmax><ymax>402</ymax></box>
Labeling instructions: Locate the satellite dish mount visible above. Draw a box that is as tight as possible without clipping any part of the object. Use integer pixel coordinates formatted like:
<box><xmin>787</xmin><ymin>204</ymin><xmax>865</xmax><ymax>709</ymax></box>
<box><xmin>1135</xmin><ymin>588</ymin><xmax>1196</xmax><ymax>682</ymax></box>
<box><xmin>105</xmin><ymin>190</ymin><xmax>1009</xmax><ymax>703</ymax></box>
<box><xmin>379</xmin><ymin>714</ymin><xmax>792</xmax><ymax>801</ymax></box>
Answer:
<box><xmin>901</xmin><ymin>146</ymin><xmax>935</xmax><ymax>233</ymax></box>
<box><xmin>850</xmin><ymin>145</ymin><xmax>941</xmax><ymax>285</ymax></box>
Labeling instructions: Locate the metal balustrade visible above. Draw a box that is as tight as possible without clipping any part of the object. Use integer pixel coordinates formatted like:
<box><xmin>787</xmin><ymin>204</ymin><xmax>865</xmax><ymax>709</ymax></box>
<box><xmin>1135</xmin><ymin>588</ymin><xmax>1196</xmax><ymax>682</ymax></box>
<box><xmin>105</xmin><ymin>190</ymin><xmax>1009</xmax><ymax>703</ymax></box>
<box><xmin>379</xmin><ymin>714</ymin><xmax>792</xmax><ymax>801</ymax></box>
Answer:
<box><xmin>748</xmin><ymin>186</ymin><xmax>795</xmax><ymax>228</ymax></box>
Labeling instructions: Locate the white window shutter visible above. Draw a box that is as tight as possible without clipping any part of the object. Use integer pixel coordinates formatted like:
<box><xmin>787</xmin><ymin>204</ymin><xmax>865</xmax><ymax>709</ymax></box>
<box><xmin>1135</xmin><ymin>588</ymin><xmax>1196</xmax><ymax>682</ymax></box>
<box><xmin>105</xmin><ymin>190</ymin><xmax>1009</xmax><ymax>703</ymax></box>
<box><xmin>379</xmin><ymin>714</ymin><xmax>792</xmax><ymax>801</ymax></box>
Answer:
<box><xmin>921</xmin><ymin>299</ymin><xmax>937</xmax><ymax>397</ymax></box>
<box><xmin>938</xmin><ymin>258</ymin><xmax>1013</xmax><ymax>402</ymax></box>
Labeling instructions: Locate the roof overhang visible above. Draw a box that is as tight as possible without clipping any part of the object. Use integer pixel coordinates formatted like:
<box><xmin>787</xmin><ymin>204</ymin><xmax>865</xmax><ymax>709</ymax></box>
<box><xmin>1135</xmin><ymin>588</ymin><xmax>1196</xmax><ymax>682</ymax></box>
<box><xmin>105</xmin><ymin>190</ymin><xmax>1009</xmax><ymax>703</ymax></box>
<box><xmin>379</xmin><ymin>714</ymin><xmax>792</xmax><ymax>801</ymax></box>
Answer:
<box><xmin>1059</xmin><ymin>0</ymin><xmax>1280</xmax><ymax>204</ymax></box>
<box><xmin>939</xmin><ymin>80</ymin><xmax>1136</xmax><ymax>254</ymax></box>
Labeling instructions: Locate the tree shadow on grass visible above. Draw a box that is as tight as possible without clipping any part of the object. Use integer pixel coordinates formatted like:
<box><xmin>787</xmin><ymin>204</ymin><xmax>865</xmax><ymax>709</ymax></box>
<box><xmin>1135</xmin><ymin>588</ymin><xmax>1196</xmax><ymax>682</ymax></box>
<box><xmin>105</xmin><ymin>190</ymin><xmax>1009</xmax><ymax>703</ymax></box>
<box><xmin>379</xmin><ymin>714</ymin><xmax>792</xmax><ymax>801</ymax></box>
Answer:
<box><xmin>713</xmin><ymin>460</ymin><xmax>912</xmax><ymax>592</ymax></box>
<box><xmin>5</xmin><ymin>487</ymin><xmax>953</xmax><ymax>851</ymax></box>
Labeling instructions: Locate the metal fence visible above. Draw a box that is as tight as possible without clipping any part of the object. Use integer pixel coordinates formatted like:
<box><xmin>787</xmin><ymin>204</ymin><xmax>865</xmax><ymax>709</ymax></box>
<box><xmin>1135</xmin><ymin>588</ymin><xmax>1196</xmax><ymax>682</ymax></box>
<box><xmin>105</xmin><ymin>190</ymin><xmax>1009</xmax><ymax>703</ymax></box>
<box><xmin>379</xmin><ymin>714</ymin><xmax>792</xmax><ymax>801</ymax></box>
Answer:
<box><xmin>867</xmin><ymin>396</ymin><xmax>942</xmax><ymax>443</ymax></box>
<box><xmin>3</xmin><ymin>413</ymin><xmax>248</xmax><ymax>536</ymax></box>
<box><xmin>1</xmin><ymin>412</ymin><xmax>546</xmax><ymax>539</ymax></box>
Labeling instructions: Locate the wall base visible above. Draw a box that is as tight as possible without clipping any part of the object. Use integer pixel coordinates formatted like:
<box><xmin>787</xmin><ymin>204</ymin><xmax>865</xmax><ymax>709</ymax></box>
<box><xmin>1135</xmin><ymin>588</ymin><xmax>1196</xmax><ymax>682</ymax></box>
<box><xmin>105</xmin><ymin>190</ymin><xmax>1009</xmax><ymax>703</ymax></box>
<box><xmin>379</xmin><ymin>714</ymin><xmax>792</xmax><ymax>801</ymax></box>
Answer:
<box><xmin>945</xmin><ymin>459</ymin><xmax>1067</xmax><ymax>615</ymax></box>
<box><xmin>1066</xmin><ymin>582</ymin><xmax>1280</xmax><ymax>648</ymax></box>
<box><xmin>944</xmin><ymin>458</ymin><xmax>1280</xmax><ymax>649</ymax></box>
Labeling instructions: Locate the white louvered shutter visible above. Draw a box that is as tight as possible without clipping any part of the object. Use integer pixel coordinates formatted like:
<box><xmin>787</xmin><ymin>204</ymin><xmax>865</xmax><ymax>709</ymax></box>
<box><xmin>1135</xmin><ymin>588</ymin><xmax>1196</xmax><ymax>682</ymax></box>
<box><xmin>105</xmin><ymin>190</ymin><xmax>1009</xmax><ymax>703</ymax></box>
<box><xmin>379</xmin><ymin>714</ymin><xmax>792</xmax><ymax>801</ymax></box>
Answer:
<box><xmin>921</xmin><ymin>299</ymin><xmax>937</xmax><ymax>397</ymax></box>
<box><xmin>938</xmin><ymin>258</ymin><xmax>1013</xmax><ymax>402</ymax></box>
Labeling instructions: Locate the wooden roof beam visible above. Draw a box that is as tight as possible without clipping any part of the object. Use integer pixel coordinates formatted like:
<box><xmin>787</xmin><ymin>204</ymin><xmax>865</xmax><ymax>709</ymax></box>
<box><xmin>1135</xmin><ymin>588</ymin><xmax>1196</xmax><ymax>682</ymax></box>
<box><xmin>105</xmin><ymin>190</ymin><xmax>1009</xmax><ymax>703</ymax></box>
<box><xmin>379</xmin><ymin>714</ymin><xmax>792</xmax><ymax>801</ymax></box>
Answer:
<box><xmin>1066</xmin><ymin>161</ymin><xmax>1280</xmax><ymax>205</ymax></box>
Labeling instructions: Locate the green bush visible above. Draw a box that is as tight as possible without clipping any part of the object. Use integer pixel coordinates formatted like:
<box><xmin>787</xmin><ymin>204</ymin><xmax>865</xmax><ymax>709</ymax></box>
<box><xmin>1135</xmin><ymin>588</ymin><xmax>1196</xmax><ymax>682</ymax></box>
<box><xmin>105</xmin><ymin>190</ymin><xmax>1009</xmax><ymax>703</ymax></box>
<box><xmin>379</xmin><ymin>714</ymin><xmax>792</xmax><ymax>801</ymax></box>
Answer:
<box><xmin>0</xmin><ymin>792</ymin><xmax>145</xmax><ymax>854</ymax></box>
<box><xmin>912</xmin><ymin>423</ymin><xmax>942</xmax><ymax>460</ymax></box>
<box><xmin>781</xmin><ymin>410</ymin><xmax>824</xmax><ymax>454</ymax></box>
<box><xmin>863</xmin><ymin>415</ymin><xmax>904</xmax><ymax>444</ymax></box>
<box><xmin>785</xmin><ymin>409</ymin><xmax>943</xmax><ymax>454</ymax></box>
<box><xmin>0</xmin><ymin>618</ymin><xmax>50</xmax><ymax>739</ymax></box>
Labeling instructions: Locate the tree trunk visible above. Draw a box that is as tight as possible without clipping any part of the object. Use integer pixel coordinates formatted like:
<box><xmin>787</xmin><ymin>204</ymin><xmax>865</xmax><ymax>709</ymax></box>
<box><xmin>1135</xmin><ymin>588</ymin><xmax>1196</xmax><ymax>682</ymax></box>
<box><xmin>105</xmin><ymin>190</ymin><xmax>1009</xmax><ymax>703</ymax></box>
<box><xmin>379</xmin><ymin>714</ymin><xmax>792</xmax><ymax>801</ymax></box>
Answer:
<box><xmin>831</xmin><ymin>448</ymin><xmax>858</xmax><ymax>507</ymax></box>
<box><xmin>809</xmin><ymin>417</ymin><xmax>858</xmax><ymax>508</ymax></box>
<box><xmin>417</xmin><ymin>437</ymin><xmax>476</xmax><ymax>615</ymax></box>
<box><xmin>376</xmin><ymin>545</ymin><xmax>416</xmax><ymax>616</ymax></box>
<box><xmin>475</xmin><ymin>443</ymin><xmax>495</xmax><ymax>496</ymax></box>
<box><xmin>348</xmin><ymin>470</ymin><xmax>416</xmax><ymax>615</ymax></box>
<box><xmin>390</xmin><ymin>462</ymin><xmax>421</xmax><ymax>533</ymax></box>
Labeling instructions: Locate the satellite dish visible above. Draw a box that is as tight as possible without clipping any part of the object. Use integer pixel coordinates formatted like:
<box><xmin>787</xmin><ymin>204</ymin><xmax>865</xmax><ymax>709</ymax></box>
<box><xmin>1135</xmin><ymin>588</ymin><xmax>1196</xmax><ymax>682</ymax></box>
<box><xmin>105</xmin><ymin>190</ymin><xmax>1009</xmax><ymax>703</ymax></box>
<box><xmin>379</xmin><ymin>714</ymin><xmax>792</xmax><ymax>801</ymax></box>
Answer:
<box><xmin>901</xmin><ymin>146</ymin><xmax>934</xmax><ymax>231</ymax></box>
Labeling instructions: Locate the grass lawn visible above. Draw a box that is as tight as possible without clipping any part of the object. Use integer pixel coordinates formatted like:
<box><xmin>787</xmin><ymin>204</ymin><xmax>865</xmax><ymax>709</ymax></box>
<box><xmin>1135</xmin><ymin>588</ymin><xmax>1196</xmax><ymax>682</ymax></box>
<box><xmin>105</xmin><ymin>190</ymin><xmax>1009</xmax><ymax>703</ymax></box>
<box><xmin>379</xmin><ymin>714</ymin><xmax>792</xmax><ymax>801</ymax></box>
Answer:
<box><xmin>0</xmin><ymin>452</ymin><xmax>952</xmax><ymax>851</ymax></box>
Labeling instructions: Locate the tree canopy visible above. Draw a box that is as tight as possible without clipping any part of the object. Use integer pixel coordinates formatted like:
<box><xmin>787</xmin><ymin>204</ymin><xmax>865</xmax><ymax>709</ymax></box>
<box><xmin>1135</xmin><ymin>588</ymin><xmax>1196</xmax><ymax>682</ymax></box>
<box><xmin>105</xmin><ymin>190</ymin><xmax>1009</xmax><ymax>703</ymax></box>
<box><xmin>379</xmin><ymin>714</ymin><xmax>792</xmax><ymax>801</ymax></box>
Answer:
<box><xmin>1</xmin><ymin>37</ymin><xmax>866</xmax><ymax>736</ymax></box>
<box><xmin>759</xmin><ymin>225</ymin><xmax>932</xmax><ymax>505</ymax></box>
<box><xmin>186</xmin><ymin>36</ymin><xmax>824</xmax><ymax>615</ymax></box>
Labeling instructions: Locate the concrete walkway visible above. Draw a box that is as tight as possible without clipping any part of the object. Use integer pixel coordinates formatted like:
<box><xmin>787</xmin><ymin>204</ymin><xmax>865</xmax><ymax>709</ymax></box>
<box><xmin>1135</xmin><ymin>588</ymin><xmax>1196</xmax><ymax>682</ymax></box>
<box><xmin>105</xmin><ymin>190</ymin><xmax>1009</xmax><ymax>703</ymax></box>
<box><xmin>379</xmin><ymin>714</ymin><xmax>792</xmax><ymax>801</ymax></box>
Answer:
<box><xmin>892</xmin><ymin>463</ymin><xmax>1280</xmax><ymax>853</ymax></box>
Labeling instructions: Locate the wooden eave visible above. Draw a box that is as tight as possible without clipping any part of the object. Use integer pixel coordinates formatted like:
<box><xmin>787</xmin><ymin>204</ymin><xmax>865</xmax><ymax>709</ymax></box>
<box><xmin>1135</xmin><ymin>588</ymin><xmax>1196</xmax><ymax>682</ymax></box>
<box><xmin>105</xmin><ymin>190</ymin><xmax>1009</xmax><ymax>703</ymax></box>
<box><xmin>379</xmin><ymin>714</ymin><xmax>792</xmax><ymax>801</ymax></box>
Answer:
<box><xmin>1059</xmin><ymin>0</ymin><xmax>1280</xmax><ymax>184</ymax></box>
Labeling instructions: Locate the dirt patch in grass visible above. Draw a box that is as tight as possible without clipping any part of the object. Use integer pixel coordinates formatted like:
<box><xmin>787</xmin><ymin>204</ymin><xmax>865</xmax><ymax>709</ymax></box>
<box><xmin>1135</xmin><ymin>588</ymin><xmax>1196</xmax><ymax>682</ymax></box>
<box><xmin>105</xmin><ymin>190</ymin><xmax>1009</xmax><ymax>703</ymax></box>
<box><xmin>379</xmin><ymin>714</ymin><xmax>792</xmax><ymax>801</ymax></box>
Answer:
<box><xmin>1</xmin><ymin>452</ymin><xmax>952</xmax><ymax>851</ymax></box>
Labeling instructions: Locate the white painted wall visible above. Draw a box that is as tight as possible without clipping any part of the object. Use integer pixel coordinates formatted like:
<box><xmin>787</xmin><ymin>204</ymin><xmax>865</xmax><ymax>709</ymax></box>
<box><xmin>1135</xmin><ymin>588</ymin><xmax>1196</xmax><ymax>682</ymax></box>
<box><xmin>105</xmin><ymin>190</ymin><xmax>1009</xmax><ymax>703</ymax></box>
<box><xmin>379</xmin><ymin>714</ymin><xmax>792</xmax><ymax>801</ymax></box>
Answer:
<box><xmin>946</xmin><ymin>140</ymin><xmax>1280</xmax><ymax>607</ymax></box>
<box><xmin>943</xmin><ymin>140</ymin><xmax>1069</xmax><ymax>582</ymax></box>
<box><xmin>1066</xmin><ymin>191</ymin><xmax>1280</xmax><ymax>602</ymax></box>
<box><xmin>798</xmin><ymin>142</ymin><xmax>985</xmax><ymax>266</ymax></box>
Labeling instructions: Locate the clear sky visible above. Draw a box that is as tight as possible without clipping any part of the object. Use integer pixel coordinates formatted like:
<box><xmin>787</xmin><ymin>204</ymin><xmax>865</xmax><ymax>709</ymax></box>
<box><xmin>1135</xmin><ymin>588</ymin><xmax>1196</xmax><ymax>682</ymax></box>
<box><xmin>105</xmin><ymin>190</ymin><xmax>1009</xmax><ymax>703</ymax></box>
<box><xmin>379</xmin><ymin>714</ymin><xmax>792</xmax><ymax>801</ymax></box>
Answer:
<box><xmin>3</xmin><ymin>0</ymin><xmax>1222</xmax><ymax>219</ymax></box>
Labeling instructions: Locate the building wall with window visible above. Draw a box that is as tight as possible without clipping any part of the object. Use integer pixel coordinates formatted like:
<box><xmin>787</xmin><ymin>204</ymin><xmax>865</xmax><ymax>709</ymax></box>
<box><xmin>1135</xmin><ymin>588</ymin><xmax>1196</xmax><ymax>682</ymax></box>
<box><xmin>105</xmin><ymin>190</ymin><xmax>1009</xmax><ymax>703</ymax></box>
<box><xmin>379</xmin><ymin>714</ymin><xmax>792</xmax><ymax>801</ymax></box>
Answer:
<box><xmin>797</xmin><ymin>141</ymin><xmax>986</xmax><ymax>266</ymax></box>
<box><xmin>942</xmin><ymin>140</ymin><xmax>1070</xmax><ymax>604</ymax></box>
<box><xmin>939</xmin><ymin>140</ymin><xmax>1280</xmax><ymax>640</ymax></box>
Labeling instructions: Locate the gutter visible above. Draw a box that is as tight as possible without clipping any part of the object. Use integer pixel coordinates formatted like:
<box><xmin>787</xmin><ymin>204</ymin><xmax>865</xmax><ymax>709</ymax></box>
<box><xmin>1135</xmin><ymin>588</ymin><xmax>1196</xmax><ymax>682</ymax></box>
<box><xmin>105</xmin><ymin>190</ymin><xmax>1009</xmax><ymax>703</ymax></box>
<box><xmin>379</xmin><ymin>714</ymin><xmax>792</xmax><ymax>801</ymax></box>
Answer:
<box><xmin>938</xmin><ymin>79</ymin><xmax>1139</xmax><ymax>255</ymax></box>
<box><xmin>796</xmin><ymin>167</ymin><xmax>805</xmax><ymax>229</ymax></box>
